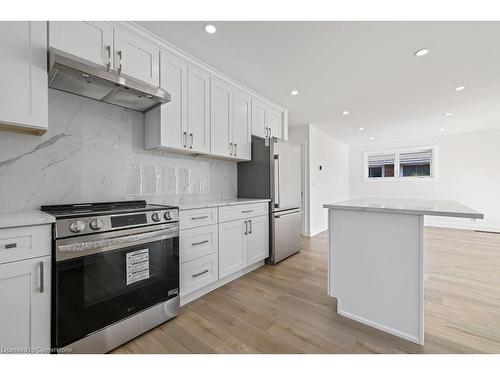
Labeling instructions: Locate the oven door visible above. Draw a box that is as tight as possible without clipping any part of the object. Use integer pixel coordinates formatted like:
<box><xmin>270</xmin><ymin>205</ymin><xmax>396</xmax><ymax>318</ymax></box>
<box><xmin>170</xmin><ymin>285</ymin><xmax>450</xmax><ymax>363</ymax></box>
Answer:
<box><xmin>54</xmin><ymin>223</ymin><xmax>179</xmax><ymax>348</ymax></box>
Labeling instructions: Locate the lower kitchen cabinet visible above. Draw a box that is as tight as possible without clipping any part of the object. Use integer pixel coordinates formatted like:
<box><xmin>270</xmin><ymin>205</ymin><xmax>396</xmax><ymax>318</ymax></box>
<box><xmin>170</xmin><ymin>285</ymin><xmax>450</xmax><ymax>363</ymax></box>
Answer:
<box><xmin>247</xmin><ymin>215</ymin><xmax>270</xmax><ymax>264</ymax></box>
<box><xmin>219</xmin><ymin>214</ymin><xmax>269</xmax><ymax>279</ymax></box>
<box><xmin>180</xmin><ymin>224</ymin><xmax>218</xmax><ymax>263</ymax></box>
<box><xmin>0</xmin><ymin>255</ymin><xmax>51</xmax><ymax>351</ymax></box>
<box><xmin>180</xmin><ymin>253</ymin><xmax>218</xmax><ymax>296</ymax></box>
<box><xmin>218</xmin><ymin>219</ymin><xmax>248</xmax><ymax>278</ymax></box>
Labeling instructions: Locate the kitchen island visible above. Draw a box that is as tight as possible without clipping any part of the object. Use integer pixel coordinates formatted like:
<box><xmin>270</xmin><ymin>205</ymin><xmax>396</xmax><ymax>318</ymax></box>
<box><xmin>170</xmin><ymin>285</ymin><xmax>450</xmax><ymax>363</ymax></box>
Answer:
<box><xmin>323</xmin><ymin>198</ymin><xmax>483</xmax><ymax>345</ymax></box>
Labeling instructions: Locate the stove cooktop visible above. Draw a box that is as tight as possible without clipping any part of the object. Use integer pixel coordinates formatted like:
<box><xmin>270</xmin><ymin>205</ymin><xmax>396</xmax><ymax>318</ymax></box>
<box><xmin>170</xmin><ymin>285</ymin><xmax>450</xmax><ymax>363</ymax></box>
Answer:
<box><xmin>41</xmin><ymin>200</ymin><xmax>177</xmax><ymax>218</ymax></box>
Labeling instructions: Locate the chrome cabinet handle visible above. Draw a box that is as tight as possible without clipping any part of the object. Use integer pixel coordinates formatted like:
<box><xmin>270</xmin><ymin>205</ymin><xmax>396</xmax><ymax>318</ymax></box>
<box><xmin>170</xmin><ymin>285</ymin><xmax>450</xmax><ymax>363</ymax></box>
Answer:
<box><xmin>106</xmin><ymin>45</ymin><xmax>111</xmax><ymax>71</ymax></box>
<box><xmin>117</xmin><ymin>50</ymin><xmax>123</xmax><ymax>74</ymax></box>
<box><xmin>248</xmin><ymin>219</ymin><xmax>252</xmax><ymax>234</ymax></box>
<box><xmin>39</xmin><ymin>261</ymin><xmax>44</xmax><ymax>293</ymax></box>
<box><xmin>234</xmin><ymin>143</ymin><xmax>238</xmax><ymax>156</ymax></box>
<box><xmin>244</xmin><ymin>220</ymin><xmax>248</xmax><ymax>235</ymax></box>
<box><xmin>191</xmin><ymin>215</ymin><xmax>209</xmax><ymax>220</ymax></box>
<box><xmin>189</xmin><ymin>133</ymin><xmax>193</xmax><ymax>149</ymax></box>
<box><xmin>183</xmin><ymin>131</ymin><xmax>187</xmax><ymax>148</ymax></box>
<box><xmin>192</xmin><ymin>269</ymin><xmax>209</xmax><ymax>278</ymax></box>
<box><xmin>192</xmin><ymin>239</ymin><xmax>209</xmax><ymax>246</ymax></box>
<box><xmin>242</xmin><ymin>209</ymin><xmax>253</xmax><ymax>213</ymax></box>
<box><xmin>229</xmin><ymin>142</ymin><xmax>233</xmax><ymax>155</ymax></box>
<box><xmin>3</xmin><ymin>242</ymin><xmax>17</xmax><ymax>249</ymax></box>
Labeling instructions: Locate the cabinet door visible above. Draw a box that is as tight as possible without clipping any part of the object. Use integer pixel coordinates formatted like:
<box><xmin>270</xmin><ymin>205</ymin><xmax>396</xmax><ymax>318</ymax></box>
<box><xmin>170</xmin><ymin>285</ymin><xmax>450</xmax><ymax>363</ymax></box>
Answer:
<box><xmin>114</xmin><ymin>28</ymin><xmax>160</xmax><ymax>86</ymax></box>
<box><xmin>49</xmin><ymin>21</ymin><xmax>113</xmax><ymax>68</ymax></box>
<box><xmin>247</xmin><ymin>215</ymin><xmax>270</xmax><ymax>264</ymax></box>
<box><xmin>267</xmin><ymin>107</ymin><xmax>282</xmax><ymax>139</ymax></box>
<box><xmin>0</xmin><ymin>256</ymin><xmax>50</xmax><ymax>350</ymax></box>
<box><xmin>210</xmin><ymin>78</ymin><xmax>232</xmax><ymax>157</ymax></box>
<box><xmin>159</xmin><ymin>51</ymin><xmax>188</xmax><ymax>149</ymax></box>
<box><xmin>0</xmin><ymin>21</ymin><xmax>48</xmax><ymax>133</ymax></box>
<box><xmin>251</xmin><ymin>98</ymin><xmax>267</xmax><ymax>138</ymax></box>
<box><xmin>188</xmin><ymin>67</ymin><xmax>211</xmax><ymax>153</ymax></box>
<box><xmin>232</xmin><ymin>90</ymin><xmax>251</xmax><ymax>160</ymax></box>
<box><xmin>219</xmin><ymin>220</ymin><xmax>247</xmax><ymax>278</ymax></box>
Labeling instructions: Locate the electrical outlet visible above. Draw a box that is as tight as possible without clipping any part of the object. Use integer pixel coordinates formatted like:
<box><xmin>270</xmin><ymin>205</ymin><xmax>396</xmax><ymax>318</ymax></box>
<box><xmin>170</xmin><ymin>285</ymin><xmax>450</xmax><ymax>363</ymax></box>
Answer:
<box><xmin>199</xmin><ymin>182</ymin><xmax>207</xmax><ymax>191</ymax></box>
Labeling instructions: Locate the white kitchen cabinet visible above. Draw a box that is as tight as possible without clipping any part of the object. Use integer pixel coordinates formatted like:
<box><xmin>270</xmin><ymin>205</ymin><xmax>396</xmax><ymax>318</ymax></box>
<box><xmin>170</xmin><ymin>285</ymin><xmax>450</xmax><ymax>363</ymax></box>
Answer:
<box><xmin>0</xmin><ymin>255</ymin><xmax>51</xmax><ymax>351</ymax></box>
<box><xmin>0</xmin><ymin>21</ymin><xmax>48</xmax><ymax>134</ymax></box>
<box><xmin>49</xmin><ymin>21</ymin><xmax>114</xmax><ymax>69</ymax></box>
<box><xmin>180</xmin><ymin>224</ymin><xmax>218</xmax><ymax>264</ymax></box>
<box><xmin>210</xmin><ymin>78</ymin><xmax>232</xmax><ymax>157</ymax></box>
<box><xmin>247</xmin><ymin>215</ymin><xmax>270</xmax><ymax>264</ymax></box>
<box><xmin>188</xmin><ymin>67</ymin><xmax>211</xmax><ymax>153</ymax></box>
<box><xmin>251</xmin><ymin>98</ymin><xmax>267</xmax><ymax>138</ymax></box>
<box><xmin>219</xmin><ymin>213</ymin><xmax>269</xmax><ymax>278</ymax></box>
<box><xmin>231</xmin><ymin>89</ymin><xmax>252</xmax><ymax>160</ymax></box>
<box><xmin>219</xmin><ymin>219</ymin><xmax>248</xmax><ymax>278</ymax></box>
<box><xmin>114</xmin><ymin>28</ymin><xmax>160</xmax><ymax>87</ymax></box>
<box><xmin>251</xmin><ymin>98</ymin><xmax>282</xmax><ymax>139</ymax></box>
<box><xmin>180</xmin><ymin>253</ymin><xmax>218</xmax><ymax>296</ymax></box>
<box><xmin>145</xmin><ymin>52</ymin><xmax>188</xmax><ymax>150</ymax></box>
<box><xmin>267</xmin><ymin>107</ymin><xmax>282</xmax><ymax>139</ymax></box>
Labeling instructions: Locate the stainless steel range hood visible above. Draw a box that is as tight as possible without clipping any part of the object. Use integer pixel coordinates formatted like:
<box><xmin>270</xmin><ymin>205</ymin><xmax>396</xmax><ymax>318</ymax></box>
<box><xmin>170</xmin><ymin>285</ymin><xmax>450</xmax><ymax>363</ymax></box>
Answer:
<box><xmin>48</xmin><ymin>49</ymin><xmax>170</xmax><ymax>112</ymax></box>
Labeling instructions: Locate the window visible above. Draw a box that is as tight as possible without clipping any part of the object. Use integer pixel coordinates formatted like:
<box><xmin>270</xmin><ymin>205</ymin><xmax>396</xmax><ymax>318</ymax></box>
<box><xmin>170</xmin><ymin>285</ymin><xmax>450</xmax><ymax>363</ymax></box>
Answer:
<box><xmin>364</xmin><ymin>146</ymin><xmax>436</xmax><ymax>181</ymax></box>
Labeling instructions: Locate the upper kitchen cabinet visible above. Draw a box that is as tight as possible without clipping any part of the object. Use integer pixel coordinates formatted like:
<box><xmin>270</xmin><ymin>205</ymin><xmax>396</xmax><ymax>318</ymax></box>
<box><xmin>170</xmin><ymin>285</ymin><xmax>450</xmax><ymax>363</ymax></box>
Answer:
<box><xmin>145</xmin><ymin>51</ymin><xmax>188</xmax><ymax>150</ymax></box>
<box><xmin>0</xmin><ymin>21</ymin><xmax>48</xmax><ymax>134</ymax></box>
<box><xmin>113</xmin><ymin>28</ymin><xmax>160</xmax><ymax>87</ymax></box>
<box><xmin>187</xmin><ymin>66</ymin><xmax>211</xmax><ymax>153</ymax></box>
<box><xmin>210</xmin><ymin>78</ymin><xmax>232</xmax><ymax>157</ymax></box>
<box><xmin>231</xmin><ymin>89</ymin><xmax>252</xmax><ymax>160</ymax></box>
<box><xmin>49</xmin><ymin>21</ymin><xmax>114</xmax><ymax>69</ymax></box>
<box><xmin>251</xmin><ymin>98</ymin><xmax>283</xmax><ymax>139</ymax></box>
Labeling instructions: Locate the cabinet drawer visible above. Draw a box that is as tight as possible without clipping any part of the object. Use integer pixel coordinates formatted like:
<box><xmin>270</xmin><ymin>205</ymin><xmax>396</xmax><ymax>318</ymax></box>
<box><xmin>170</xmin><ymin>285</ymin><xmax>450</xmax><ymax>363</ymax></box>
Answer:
<box><xmin>180</xmin><ymin>224</ymin><xmax>218</xmax><ymax>263</ymax></box>
<box><xmin>180</xmin><ymin>253</ymin><xmax>218</xmax><ymax>296</ymax></box>
<box><xmin>179</xmin><ymin>207</ymin><xmax>218</xmax><ymax>230</ymax></box>
<box><xmin>218</xmin><ymin>203</ymin><xmax>268</xmax><ymax>223</ymax></box>
<box><xmin>0</xmin><ymin>225</ymin><xmax>51</xmax><ymax>265</ymax></box>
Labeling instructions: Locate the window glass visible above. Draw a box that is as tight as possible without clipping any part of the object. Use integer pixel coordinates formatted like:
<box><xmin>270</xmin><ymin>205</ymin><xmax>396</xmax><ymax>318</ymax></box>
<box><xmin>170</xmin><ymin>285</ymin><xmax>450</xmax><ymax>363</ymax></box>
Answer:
<box><xmin>399</xmin><ymin>150</ymin><xmax>432</xmax><ymax>177</ymax></box>
<box><xmin>367</xmin><ymin>153</ymin><xmax>395</xmax><ymax>178</ymax></box>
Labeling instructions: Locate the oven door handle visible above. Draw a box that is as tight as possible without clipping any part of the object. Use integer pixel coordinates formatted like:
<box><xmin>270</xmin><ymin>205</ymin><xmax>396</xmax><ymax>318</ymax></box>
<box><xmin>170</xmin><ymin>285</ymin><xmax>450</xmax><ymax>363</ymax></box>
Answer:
<box><xmin>56</xmin><ymin>227</ymin><xmax>178</xmax><ymax>261</ymax></box>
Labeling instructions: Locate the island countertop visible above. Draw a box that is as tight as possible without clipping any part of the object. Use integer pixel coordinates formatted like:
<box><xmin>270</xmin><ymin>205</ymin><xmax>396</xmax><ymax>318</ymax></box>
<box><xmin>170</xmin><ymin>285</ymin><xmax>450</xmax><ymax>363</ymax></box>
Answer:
<box><xmin>323</xmin><ymin>198</ymin><xmax>484</xmax><ymax>219</ymax></box>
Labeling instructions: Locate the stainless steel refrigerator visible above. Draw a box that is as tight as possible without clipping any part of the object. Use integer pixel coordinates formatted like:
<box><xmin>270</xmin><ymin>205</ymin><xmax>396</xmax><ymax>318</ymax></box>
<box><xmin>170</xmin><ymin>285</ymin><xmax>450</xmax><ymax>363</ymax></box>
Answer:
<box><xmin>237</xmin><ymin>136</ymin><xmax>302</xmax><ymax>264</ymax></box>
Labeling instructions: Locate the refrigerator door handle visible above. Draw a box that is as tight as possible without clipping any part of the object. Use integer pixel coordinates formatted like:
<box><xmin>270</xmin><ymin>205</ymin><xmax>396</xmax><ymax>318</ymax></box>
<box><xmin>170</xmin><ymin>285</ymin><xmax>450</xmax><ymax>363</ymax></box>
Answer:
<box><xmin>274</xmin><ymin>154</ymin><xmax>280</xmax><ymax>208</ymax></box>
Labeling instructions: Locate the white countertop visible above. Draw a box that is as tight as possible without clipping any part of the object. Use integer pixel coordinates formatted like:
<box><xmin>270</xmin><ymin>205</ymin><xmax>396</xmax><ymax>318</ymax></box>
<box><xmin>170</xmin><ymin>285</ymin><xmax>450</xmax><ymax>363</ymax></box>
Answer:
<box><xmin>323</xmin><ymin>198</ymin><xmax>484</xmax><ymax>219</ymax></box>
<box><xmin>0</xmin><ymin>210</ymin><xmax>55</xmax><ymax>229</ymax></box>
<box><xmin>176</xmin><ymin>198</ymin><xmax>270</xmax><ymax>210</ymax></box>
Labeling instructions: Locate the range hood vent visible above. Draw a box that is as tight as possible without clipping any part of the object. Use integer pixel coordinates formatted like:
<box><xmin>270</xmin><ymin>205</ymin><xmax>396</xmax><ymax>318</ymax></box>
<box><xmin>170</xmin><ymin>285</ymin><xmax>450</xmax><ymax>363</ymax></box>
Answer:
<box><xmin>48</xmin><ymin>49</ymin><xmax>170</xmax><ymax>112</ymax></box>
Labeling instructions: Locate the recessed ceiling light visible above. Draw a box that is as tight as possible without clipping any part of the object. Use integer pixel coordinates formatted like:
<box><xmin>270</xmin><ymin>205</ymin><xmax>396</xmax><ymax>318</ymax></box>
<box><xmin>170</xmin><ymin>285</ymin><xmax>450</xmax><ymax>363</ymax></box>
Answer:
<box><xmin>445</xmin><ymin>112</ymin><xmax>453</xmax><ymax>117</ymax></box>
<box><xmin>414</xmin><ymin>48</ymin><xmax>429</xmax><ymax>57</ymax></box>
<box><xmin>204</xmin><ymin>24</ymin><xmax>216</xmax><ymax>34</ymax></box>
<box><xmin>290</xmin><ymin>90</ymin><xmax>299</xmax><ymax>96</ymax></box>
<box><xmin>440</xmin><ymin>128</ymin><xmax>446</xmax><ymax>131</ymax></box>
<box><xmin>369</xmin><ymin>137</ymin><xmax>375</xmax><ymax>141</ymax></box>
<box><xmin>358</xmin><ymin>127</ymin><xmax>364</xmax><ymax>131</ymax></box>
<box><xmin>454</xmin><ymin>86</ymin><xmax>465</xmax><ymax>92</ymax></box>
<box><xmin>342</xmin><ymin>111</ymin><xmax>350</xmax><ymax>116</ymax></box>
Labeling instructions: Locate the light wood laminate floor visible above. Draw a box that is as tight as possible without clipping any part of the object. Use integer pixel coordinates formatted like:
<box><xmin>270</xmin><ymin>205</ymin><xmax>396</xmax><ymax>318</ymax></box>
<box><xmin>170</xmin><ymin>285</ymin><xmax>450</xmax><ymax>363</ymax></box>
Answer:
<box><xmin>113</xmin><ymin>227</ymin><xmax>500</xmax><ymax>353</ymax></box>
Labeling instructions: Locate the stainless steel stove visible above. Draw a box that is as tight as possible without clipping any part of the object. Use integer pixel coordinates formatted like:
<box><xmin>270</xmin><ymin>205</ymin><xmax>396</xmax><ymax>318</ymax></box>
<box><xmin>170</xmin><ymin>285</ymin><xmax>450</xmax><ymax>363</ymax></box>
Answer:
<box><xmin>42</xmin><ymin>200</ymin><xmax>180</xmax><ymax>353</ymax></box>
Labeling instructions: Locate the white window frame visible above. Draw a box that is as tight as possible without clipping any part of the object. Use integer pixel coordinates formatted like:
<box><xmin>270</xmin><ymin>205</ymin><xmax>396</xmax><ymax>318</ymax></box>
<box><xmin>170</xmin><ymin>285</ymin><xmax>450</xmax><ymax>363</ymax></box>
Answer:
<box><xmin>363</xmin><ymin>145</ymin><xmax>438</xmax><ymax>182</ymax></box>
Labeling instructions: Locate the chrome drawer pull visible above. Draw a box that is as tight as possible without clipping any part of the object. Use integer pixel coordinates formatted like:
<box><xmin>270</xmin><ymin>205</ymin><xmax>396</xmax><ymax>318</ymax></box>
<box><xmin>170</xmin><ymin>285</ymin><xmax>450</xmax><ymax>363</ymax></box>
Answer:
<box><xmin>242</xmin><ymin>209</ymin><xmax>253</xmax><ymax>213</ymax></box>
<box><xmin>105</xmin><ymin>45</ymin><xmax>111</xmax><ymax>71</ymax></box>
<box><xmin>191</xmin><ymin>216</ymin><xmax>209</xmax><ymax>220</ymax></box>
<box><xmin>192</xmin><ymin>239</ymin><xmax>209</xmax><ymax>246</ymax></box>
<box><xmin>192</xmin><ymin>269</ymin><xmax>209</xmax><ymax>278</ymax></box>
<box><xmin>248</xmin><ymin>219</ymin><xmax>252</xmax><ymax>234</ymax></box>
<box><xmin>4</xmin><ymin>242</ymin><xmax>17</xmax><ymax>249</ymax></box>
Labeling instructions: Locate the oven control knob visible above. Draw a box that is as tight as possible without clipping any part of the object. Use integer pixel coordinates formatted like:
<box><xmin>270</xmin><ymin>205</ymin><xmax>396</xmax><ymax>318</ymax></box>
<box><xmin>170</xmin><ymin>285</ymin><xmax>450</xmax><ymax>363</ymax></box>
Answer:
<box><xmin>151</xmin><ymin>212</ymin><xmax>161</xmax><ymax>222</ymax></box>
<box><xmin>164</xmin><ymin>211</ymin><xmax>171</xmax><ymax>221</ymax></box>
<box><xmin>90</xmin><ymin>218</ymin><xmax>103</xmax><ymax>230</ymax></box>
<box><xmin>69</xmin><ymin>220</ymin><xmax>85</xmax><ymax>233</ymax></box>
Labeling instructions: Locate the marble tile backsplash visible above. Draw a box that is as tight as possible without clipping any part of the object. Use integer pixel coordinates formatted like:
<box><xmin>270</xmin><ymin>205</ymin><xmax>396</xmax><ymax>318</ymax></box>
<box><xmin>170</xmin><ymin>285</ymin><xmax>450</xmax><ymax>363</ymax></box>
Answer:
<box><xmin>0</xmin><ymin>90</ymin><xmax>237</xmax><ymax>212</ymax></box>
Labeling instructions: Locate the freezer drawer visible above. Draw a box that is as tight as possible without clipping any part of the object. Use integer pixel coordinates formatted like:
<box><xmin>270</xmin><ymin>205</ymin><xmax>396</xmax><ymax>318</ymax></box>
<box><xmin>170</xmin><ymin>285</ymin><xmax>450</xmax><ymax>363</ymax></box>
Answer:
<box><xmin>271</xmin><ymin>209</ymin><xmax>302</xmax><ymax>264</ymax></box>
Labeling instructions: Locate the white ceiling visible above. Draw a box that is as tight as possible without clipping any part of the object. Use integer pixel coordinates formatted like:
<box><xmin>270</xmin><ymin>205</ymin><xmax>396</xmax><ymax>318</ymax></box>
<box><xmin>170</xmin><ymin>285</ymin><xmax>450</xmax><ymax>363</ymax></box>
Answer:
<box><xmin>137</xmin><ymin>21</ymin><xmax>500</xmax><ymax>145</ymax></box>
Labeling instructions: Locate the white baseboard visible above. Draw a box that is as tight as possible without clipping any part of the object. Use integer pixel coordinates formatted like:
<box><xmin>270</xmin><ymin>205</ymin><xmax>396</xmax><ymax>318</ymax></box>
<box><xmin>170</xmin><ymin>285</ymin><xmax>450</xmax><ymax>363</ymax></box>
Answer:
<box><xmin>180</xmin><ymin>260</ymin><xmax>265</xmax><ymax>306</ymax></box>
<box><xmin>304</xmin><ymin>226</ymin><xmax>327</xmax><ymax>237</ymax></box>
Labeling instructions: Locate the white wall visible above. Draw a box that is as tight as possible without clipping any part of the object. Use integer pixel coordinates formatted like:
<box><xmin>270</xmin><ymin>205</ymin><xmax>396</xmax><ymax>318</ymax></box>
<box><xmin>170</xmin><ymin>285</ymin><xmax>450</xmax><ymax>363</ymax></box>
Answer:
<box><xmin>349</xmin><ymin>129</ymin><xmax>500</xmax><ymax>231</ymax></box>
<box><xmin>289</xmin><ymin>124</ymin><xmax>350</xmax><ymax>236</ymax></box>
